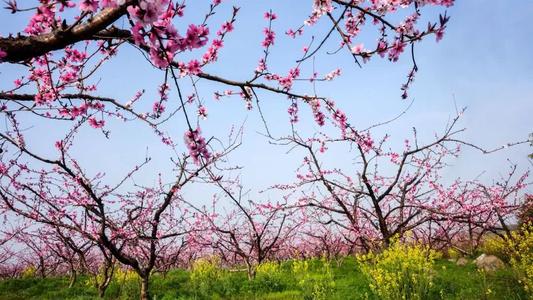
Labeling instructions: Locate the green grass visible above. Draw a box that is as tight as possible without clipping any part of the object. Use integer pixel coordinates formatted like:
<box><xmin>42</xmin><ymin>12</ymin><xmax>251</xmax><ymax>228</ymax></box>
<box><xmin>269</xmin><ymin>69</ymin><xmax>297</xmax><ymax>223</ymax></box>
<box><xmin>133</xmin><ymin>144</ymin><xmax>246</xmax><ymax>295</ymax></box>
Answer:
<box><xmin>0</xmin><ymin>258</ymin><xmax>528</xmax><ymax>300</ymax></box>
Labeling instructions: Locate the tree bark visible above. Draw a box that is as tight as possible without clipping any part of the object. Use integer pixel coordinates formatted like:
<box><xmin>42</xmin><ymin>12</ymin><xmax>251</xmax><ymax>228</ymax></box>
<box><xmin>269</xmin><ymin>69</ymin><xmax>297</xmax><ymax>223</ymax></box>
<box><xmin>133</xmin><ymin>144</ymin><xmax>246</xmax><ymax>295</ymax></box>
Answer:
<box><xmin>97</xmin><ymin>274</ymin><xmax>112</xmax><ymax>298</ymax></box>
<box><xmin>246</xmin><ymin>262</ymin><xmax>256</xmax><ymax>280</ymax></box>
<box><xmin>0</xmin><ymin>2</ymin><xmax>133</xmax><ymax>63</ymax></box>
<box><xmin>140</xmin><ymin>275</ymin><xmax>150</xmax><ymax>300</ymax></box>
<box><xmin>98</xmin><ymin>285</ymin><xmax>106</xmax><ymax>298</ymax></box>
<box><xmin>39</xmin><ymin>257</ymin><xmax>46</xmax><ymax>278</ymax></box>
<box><xmin>68</xmin><ymin>270</ymin><xmax>77</xmax><ymax>288</ymax></box>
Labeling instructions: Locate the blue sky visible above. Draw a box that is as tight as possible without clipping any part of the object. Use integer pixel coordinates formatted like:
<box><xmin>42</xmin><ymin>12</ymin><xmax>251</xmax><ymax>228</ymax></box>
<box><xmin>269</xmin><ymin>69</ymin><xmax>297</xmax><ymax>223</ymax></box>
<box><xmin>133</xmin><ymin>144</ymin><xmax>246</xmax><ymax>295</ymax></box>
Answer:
<box><xmin>0</xmin><ymin>1</ymin><xmax>532</xmax><ymax>201</ymax></box>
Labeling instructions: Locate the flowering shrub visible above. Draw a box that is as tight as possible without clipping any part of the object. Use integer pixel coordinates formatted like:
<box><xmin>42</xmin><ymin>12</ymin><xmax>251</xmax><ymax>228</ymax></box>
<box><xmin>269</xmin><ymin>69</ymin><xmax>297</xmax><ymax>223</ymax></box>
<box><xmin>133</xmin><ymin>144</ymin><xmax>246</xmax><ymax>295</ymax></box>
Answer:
<box><xmin>480</xmin><ymin>235</ymin><xmax>511</xmax><ymax>262</ymax></box>
<box><xmin>357</xmin><ymin>238</ymin><xmax>439</xmax><ymax>300</ymax></box>
<box><xmin>477</xmin><ymin>224</ymin><xmax>532</xmax><ymax>296</ymax></box>
<box><xmin>189</xmin><ymin>256</ymin><xmax>223</xmax><ymax>297</ymax></box>
<box><xmin>20</xmin><ymin>266</ymin><xmax>36</xmax><ymax>279</ymax></box>
<box><xmin>446</xmin><ymin>248</ymin><xmax>461</xmax><ymax>260</ymax></box>
<box><xmin>112</xmin><ymin>268</ymin><xmax>140</xmax><ymax>300</ymax></box>
<box><xmin>291</xmin><ymin>259</ymin><xmax>309</xmax><ymax>284</ymax></box>
<box><xmin>505</xmin><ymin>224</ymin><xmax>533</xmax><ymax>296</ymax></box>
<box><xmin>114</xmin><ymin>268</ymin><xmax>139</xmax><ymax>283</ymax></box>
<box><xmin>254</xmin><ymin>261</ymin><xmax>286</xmax><ymax>292</ymax></box>
<box><xmin>292</xmin><ymin>257</ymin><xmax>335</xmax><ymax>300</ymax></box>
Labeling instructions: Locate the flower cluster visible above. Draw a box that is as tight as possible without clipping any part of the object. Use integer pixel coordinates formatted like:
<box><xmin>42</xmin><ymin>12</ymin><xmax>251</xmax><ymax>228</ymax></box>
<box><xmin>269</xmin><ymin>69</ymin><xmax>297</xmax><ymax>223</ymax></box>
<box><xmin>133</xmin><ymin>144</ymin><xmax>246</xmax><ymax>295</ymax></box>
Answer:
<box><xmin>184</xmin><ymin>128</ymin><xmax>210</xmax><ymax>164</ymax></box>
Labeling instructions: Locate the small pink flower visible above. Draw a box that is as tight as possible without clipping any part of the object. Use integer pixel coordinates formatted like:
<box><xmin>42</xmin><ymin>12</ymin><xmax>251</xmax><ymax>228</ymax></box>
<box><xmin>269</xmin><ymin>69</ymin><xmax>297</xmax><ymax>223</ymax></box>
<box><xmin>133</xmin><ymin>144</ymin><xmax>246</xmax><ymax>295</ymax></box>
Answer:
<box><xmin>377</xmin><ymin>40</ymin><xmax>388</xmax><ymax>58</ymax></box>
<box><xmin>285</xmin><ymin>28</ymin><xmax>303</xmax><ymax>38</ymax></box>
<box><xmin>184</xmin><ymin>24</ymin><xmax>209</xmax><ymax>50</ymax></box>
<box><xmin>324</xmin><ymin>68</ymin><xmax>341</xmax><ymax>81</ymax></box>
<box><xmin>186</xmin><ymin>59</ymin><xmax>201</xmax><ymax>75</ymax></box>
<box><xmin>153</xmin><ymin>102</ymin><xmax>165</xmax><ymax>115</ymax></box>
<box><xmin>262</xmin><ymin>28</ymin><xmax>275</xmax><ymax>48</ymax></box>
<box><xmin>219</xmin><ymin>21</ymin><xmax>234</xmax><ymax>34</ymax></box>
<box><xmin>88</xmin><ymin>117</ymin><xmax>105</xmax><ymax>128</ymax></box>
<box><xmin>264</xmin><ymin>11</ymin><xmax>277</xmax><ymax>20</ymax></box>
<box><xmin>100</xmin><ymin>0</ymin><xmax>117</xmax><ymax>8</ymax></box>
<box><xmin>184</xmin><ymin>128</ymin><xmax>210</xmax><ymax>164</ymax></box>
<box><xmin>80</xmin><ymin>0</ymin><xmax>99</xmax><ymax>12</ymax></box>
<box><xmin>389</xmin><ymin>40</ymin><xmax>406</xmax><ymax>62</ymax></box>
<box><xmin>0</xmin><ymin>49</ymin><xmax>6</xmax><ymax>61</ymax></box>
<box><xmin>350</xmin><ymin>43</ymin><xmax>364</xmax><ymax>54</ymax></box>
<box><xmin>0</xmin><ymin>163</ymin><xmax>7</xmax><ymax>174</ymax></box>
<box><xmin>435</xmin><ymin>27</ymin><xmax>445</xmax><ymax>42</ymax></box>
<box><xmin>288</xmin><ymin>102</ymin><xmax>298</xmax><ymax>124</ymax></box>
<box><xmin>198</xmin><ymin>105</ymin><xmax>208</xmax><ymax>119</ymax></box>
<box><xmin>255</xmin><ymin>59</ymin><xmax>267</xmax><ymax>73</ymax></box>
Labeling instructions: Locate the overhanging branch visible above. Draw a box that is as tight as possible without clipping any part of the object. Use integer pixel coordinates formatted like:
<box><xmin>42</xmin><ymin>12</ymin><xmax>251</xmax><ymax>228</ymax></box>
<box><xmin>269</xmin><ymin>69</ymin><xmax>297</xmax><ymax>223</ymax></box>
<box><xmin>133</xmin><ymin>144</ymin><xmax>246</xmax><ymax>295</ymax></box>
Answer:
<box><xmin>0</xmin><ymin>1</ymin><xmax>133</xmax><ymax>63</ymax></box>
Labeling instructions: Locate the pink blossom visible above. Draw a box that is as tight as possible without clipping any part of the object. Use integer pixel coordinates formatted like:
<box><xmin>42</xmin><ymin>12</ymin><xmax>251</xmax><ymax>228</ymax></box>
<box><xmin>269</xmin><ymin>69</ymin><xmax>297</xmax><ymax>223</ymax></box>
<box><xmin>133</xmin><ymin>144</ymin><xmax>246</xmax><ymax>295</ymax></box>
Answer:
<box><xmin>100</xmin><ymin>0</ymin><xmax>117</xmax><ymax>8</ymax></box>
<box><xmin>198</xmin><ymin>105</ymin><xmax>208</xmax><ymax>119</ymax></box>
<box><xmin>377</xmin><ymin>40</ymin><xmax>388</xmax><ymax>58</ymax></box>
<box><xmin>278</xmin><ymin>68</ymin><xmax>300</xmax><ymax>90</ymax></box>
<box><xmin>390</xmin><ymin>152</ymin><xmax>400</xmax><ymax>164</ymax></box>
<box><xmin>158</xmin><ymin>83</ymin><xmax>169</xmax><ymax>100</ymax></box>
<box><xmin>262</xmin><ymin>28</ymin><xmax>275</xmax><ymax>48</ymax></box>
<box><xmin>286</xmin><ymin>28</ymin><xmax>303</xmax><ymax>38</ymax></box>
<box><xmin>350</xmin><ymin>43</ymin><xmax>364</xmax><ymax>54</ymax></box>
<box><xmin>0</xmin><ymin>163</ymin><xmax>7</xmax><ymax>174</ymax></box>
<box><xmin>264</xmin><ymin>11</ymin><xmax>277</xmax><ymax>20</ymax></box>
<box><xmin>184</xmin><ymin>128</ymin><xmax>210</xmax><ymax>164</ymax></box>
<box><xmin>333</xmin><ymin>109</ymin><xmax>347</xmax><ymax>136</ymax></box>
<box><xmin>65</xmin><ymin>48</ymin><xmax>87</xmax><ymax>63</ymax></box>
<box><xmin>60</xmin><ymin>71</ymin><xmax>77</xmax><ymax>84</ymax></box>
<box><xmin>88</xmin><ymin>117</ymin><xmax>105</xmax><ymax>128</ymax></box>
<box><xmin>149</xmin><ymin>48</ymin><xmax>169</xmax><ymax>68</ymax></box>
<box><xmin>324</xmin><ymin>68</ymin><xmax>341</xmax><ymax>81</ymax></box>
<box><xmin>202</xmin><ymin>39</ymin><xmax>223</xmax><ymax>63</ymax></box>
<box><xmin>24</xmin><ymin>4</ymin><xmax>56</xmax><ymax>35</ymax></box>
<box><xmin>219</xmin><ymin>21</ymin><xmax>234</xmax><ymax>35</ymax></box>
<box><xmin>153</xmin><ymin>102</ymin><xmax>165</xmax><ymax>115</ymax></box>
<box><xmin>131</xmin><ymin>22</ymin><xmax>145</xmax><ymax>45</ymax></box>
<box><xmin>186</xmin><ymin>60</ymin><xmax>201</xmax><ymax>75</ymax></box>
<box><xmin>435</xmin><ymin>27</ymin><xmax>445</xmax><ymax>42</ymax></box>
<box><xmin>288</xmin><ymin>102</ymin><xmax>299</xmax><ymax>124</ymax></box>
<box><xmin>80</xmin><ymin>0</ymin><xmax>99</xmax><ymax>12</ymax></box>
<box><xmin>310</xmin><ymin>99</ymin><xmax>325</xmax><ymax>126</ymax></box>
<box><xmin>255</xmin><ymin>59</ymin><xmax>267</xmax><ymax>73</ymax></box>
<box><xmin>388</xmin><ymin>40</ymin><xmax>406</xmax><ymax>62</ymax></box>
<box><xmin>184</xmin><ymin>24</ymin><xmax>209</xmax><ymax>50</ymax></box>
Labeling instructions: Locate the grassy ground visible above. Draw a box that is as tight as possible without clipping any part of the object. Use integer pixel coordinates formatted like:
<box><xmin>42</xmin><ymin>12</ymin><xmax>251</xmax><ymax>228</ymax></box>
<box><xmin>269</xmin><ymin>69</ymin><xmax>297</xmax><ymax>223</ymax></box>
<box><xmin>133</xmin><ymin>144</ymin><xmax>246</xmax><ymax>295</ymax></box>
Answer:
<box><xmin>0</xmin><ymin>257</ymin><xmax>528</xmax><ymax>300</ymax></box>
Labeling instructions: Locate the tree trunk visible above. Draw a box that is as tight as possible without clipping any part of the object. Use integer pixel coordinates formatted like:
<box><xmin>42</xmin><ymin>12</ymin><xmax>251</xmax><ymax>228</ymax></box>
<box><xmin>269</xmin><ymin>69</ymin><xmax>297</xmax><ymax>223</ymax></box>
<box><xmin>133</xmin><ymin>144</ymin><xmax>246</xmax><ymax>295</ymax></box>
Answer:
<box><xmin>246</xmin><ymin>262</ymin><xmax>255</xmax><ymax>280</ymax></box>
<box><xmin>97</xmin><ymin>276</ymin><xmax>112</xmax><ymax>298</ymax></box>
<box><xmin>39</xmin><ymin>257</ymin><xmax>46</xmax><ymax>278</ymax></box>
<box><xmin>140</xmin><ymin>275</ymin><xmax>150</xmax><ymax>300</ymax></box>
<box><xmin>468</xmin><ymin>221</ymin><xmax>474</xmax><ymax>255</ymax></box>
<box><xmin>383</xmin><ymin>234</ymin><xmax>391</xmax><ymax>248</ymax></box>
<box><xmin>98</xmin><ymin>285</ymin><xmax>106</xmax><ymax>298</ymax></box>
<box><xmin>96</xmin><ymin>258</ymin><xmax>114</xmax><ymax>298</ymax></box>
<box><xmin>68</xmin><ymin>270</ymin><xmax>77</xmax><ymax>288</ymax></box>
